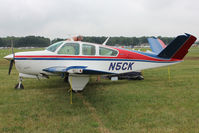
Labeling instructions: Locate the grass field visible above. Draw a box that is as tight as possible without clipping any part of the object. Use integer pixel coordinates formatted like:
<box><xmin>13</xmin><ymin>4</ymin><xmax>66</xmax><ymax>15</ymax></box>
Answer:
<box><xmin>0</xmin><ymin>47</ymin><xmax>199</xmax><ymax>133</ymax></box>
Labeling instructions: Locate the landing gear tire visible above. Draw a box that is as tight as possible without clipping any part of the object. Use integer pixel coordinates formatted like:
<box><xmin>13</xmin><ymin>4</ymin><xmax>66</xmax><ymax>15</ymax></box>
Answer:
<box><xmin>15</xmin><ymin>83</ymin><xmax>24</xmax><ymax>89</ymax></box>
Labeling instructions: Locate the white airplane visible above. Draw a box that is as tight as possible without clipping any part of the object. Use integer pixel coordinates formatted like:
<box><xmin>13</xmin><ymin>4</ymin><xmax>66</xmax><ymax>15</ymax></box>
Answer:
<box><xmin>4</xmin><ymin>34</ymin><xmax>197</xmax><ymax>92</ymax></box>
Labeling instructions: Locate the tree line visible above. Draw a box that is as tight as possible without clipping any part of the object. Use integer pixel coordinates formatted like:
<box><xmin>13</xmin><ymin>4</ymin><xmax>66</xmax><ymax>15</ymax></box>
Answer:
<box><xmin>0</xmin><ymin>36</ymin><xmax>50</xmax><ymax>47</ymax></box>
<box><xmin>0</xmin><ymin>35</ymin><xmax>198</xmax><ymax>47</ymax></box>
<box><xmin>82</xmin><ymin>36</ymin><xmax>175</xmax><ymax>46</ymax></box>
<box><xmin>51</xmin><ymin>36</ymin><xmax>177</xmax><ymax>46</ymax></box>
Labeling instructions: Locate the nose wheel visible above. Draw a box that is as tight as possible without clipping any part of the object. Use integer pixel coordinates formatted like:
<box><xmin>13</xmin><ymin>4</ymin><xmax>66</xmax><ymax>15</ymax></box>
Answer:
<box><xmin>15</xmin><ymin>77</ymin><xmax>24</xmax><ymax>89</ymax></box>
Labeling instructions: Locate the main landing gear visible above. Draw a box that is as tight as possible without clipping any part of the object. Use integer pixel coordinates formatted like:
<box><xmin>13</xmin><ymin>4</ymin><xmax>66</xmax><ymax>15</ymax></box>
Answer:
<box><xmin>15</xmin><ymin>77</ymin><xmax>24</xmax><ymax>89</ymax></box>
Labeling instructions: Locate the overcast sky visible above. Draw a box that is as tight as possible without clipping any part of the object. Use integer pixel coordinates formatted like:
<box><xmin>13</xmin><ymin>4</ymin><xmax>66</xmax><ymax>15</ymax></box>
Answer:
<box><xmin>0</xmin><ymin>0</ymin><xmax>199</xmax><ymax>39</ymax></box>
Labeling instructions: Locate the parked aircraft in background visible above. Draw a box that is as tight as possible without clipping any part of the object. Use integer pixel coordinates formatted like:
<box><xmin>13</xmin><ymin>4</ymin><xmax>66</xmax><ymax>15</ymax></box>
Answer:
<box><xmin>4</xmin><ymin>33</ymin><xmax>197</xmax><ymax>92</ymax></box>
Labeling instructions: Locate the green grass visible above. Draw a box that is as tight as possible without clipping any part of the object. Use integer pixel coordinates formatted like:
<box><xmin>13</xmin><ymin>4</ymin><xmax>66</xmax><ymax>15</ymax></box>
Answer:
<box><xmin>0</xmin><ymin>47</ymin><xmax>199</xmax><ymax>132</ymax></box>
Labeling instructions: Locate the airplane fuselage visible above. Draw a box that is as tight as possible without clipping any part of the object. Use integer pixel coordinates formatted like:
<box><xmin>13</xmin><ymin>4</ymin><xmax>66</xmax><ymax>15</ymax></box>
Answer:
<box><xmin>12</xmin><ymin>41</ymin><xmax>180</xmax><ymax>77</ymax></box>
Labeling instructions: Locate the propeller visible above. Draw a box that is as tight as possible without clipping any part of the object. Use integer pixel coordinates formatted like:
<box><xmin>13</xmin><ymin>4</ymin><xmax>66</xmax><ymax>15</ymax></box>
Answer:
<box><xmin>8</xmin><ymin>40</ymin><xmax>15</xmax><ymax>75</ymax></box>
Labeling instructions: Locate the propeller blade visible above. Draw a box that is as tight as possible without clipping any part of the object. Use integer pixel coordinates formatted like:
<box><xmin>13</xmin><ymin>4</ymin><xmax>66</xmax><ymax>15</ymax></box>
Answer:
<box><xmin>8</xmin><ymin>40</ymin><xmax>15</xmax><ymax>75</ymax></box>
<box><xmin>8</xmin><ymin>59</ymin><xmax>14</xmax><ymax>75</ymax></box>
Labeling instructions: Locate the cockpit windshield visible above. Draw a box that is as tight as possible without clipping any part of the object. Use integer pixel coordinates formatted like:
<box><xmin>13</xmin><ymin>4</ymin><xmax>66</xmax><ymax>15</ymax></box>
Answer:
<box><xmin>58</xmin><ymin>43</ymin><xmax>80</xmax><ymax>55</ymax></box>
<box><xmin>46</xmin><ymin>41</ymin><xmax>63</xmax><ymax>52</ymax></box>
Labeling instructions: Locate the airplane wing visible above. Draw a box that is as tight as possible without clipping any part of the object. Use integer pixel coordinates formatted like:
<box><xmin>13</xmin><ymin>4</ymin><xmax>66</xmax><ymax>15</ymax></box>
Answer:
<box><xmin>43</xmin><ymin>65</ymin><xmax>115</xmax><ymax>91</ymax></box>
<box><xmin>43</xmin><ymin>66</ymin><xmax>89</xmax><ymax>91</ymax></box>
<box><xmin>43</xmin><ymin>66</ymin><xmax>114</xmax><ymax>75</ymax></box>
<box><xmin>147</xmin><ymin>37</ymin><xmax>166</xmax><ymax>54</ymax></box>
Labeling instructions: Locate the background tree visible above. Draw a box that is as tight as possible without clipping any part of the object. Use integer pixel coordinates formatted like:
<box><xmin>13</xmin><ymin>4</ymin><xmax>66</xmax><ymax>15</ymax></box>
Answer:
<box><xmin>0</xmin><ymin>36</ymin><xmax>50</xmax><ymax>47</ymax></box>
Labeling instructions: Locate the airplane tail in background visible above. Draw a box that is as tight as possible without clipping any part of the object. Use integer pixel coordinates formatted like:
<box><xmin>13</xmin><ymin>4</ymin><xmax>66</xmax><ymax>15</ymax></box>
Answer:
<box><xmin>157</xmin><ymin>33</ymin><xmax>197</xmax><ymax>60</ymax></box>
<box><xmin>148</xmin><ymin>37</ymin><xmax>166</xmax><ymax>54</ymax></box>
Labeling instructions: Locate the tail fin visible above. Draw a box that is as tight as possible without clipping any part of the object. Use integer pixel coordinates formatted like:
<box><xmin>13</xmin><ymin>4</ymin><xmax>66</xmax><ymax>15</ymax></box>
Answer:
<box><xmin>148</xmin><ymin>37</ymin><xmax>166</xmax><ymax>54</ymax></box>
<box><xmin>158</xmin><ymin>33</ymin><xmax>197</xmax><ymax>59</ymax></box>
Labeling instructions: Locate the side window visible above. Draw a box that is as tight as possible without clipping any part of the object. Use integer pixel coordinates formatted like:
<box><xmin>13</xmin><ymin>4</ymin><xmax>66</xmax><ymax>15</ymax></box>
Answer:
<box><xmin>82</xmin><ymin>44</ymin><xmax>96</xmax><ymax>55</ymax></box>
<box><xmin>58</xmin><ymin>43</ymin><xmax>79</xmax><ymax>55</ymax></box>
<box><xmin>99</xmin><ymin>47</ymin><xmax>118</xmax><ymax>56</ymax></box>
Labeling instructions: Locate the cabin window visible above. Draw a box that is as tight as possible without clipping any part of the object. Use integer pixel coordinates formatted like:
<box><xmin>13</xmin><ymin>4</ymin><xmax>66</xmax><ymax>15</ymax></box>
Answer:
<box><xmin>46</xmin><ymin>41</ymin><xmax>63</xmax><ymax>52</ymax></box>
<box><xmin>82</xmin><ymin>44</ymin><xmax>96</xmax><ymax>55</ymax></box>
<box><xmin>99</xmin><ymin>47</ymin><xmax>118</xmax><ymax>56</ymax></box>
<box><xmin>58</xmin><ymin>43</ymin><xmax>80</xmax><ymax>55</ymax></box>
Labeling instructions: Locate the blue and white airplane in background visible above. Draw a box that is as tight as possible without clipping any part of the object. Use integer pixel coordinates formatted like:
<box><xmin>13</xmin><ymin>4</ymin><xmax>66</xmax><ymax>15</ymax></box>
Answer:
<box><xmin>4</xmin><ymin>34</ymin><xmax>197</xmax><ymax>91</ymax></box>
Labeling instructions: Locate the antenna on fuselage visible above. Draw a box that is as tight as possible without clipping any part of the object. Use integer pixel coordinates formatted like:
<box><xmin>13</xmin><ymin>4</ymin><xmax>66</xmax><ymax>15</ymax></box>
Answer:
<box><xmin>102</xmin><ymin>37</ymin><xmax>110</xmax><ymax>45</ymax></box>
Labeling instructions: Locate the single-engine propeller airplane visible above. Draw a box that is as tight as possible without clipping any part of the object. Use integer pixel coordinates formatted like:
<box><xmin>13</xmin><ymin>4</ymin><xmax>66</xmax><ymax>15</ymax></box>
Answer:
<box><xmin>4</xmin><ymin>33</ymin><xmax>197</xmax><ymax>91</ymax></box>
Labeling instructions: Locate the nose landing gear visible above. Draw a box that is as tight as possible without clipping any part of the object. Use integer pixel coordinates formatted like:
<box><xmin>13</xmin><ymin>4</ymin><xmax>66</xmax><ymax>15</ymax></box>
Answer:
<box><xmin>15</xmin><ymin>77</ymin><xmax>24</xmax><ymax>89</ymax></box>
